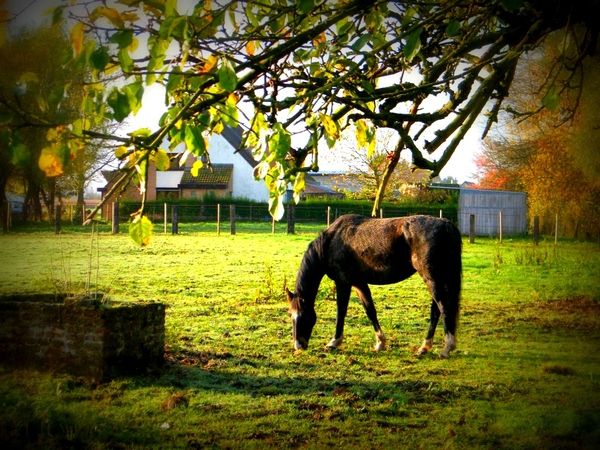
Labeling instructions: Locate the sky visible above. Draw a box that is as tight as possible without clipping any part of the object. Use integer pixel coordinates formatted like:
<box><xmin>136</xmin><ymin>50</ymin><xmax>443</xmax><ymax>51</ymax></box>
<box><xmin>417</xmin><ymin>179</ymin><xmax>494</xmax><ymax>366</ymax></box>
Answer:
<box><xmin>4</xmin><ymin>0</ymin><xmax>482</xmax><ymax>184</ymax></box>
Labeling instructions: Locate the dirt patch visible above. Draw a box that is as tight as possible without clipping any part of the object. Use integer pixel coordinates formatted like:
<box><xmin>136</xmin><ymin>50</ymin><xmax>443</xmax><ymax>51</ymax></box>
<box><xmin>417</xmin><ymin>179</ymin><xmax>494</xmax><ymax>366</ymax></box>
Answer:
<box><xmin>523</xmin><ymin>296</ymin><xmax>600</xmax><ymax>332</ymax></box>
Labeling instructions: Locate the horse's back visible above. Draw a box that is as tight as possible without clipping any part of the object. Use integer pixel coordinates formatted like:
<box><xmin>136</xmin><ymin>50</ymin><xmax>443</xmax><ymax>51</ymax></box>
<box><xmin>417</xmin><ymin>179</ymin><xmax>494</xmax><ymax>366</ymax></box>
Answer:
<box><xmin>324</xmin><ymin>214</ymin><xmax>461</xmax><ymax>285</ymax></box>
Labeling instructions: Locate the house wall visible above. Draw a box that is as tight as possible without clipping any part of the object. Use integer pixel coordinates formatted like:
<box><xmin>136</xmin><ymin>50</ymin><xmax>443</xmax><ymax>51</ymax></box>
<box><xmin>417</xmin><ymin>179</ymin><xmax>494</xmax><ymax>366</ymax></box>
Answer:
<box><xmin>458</xmin><ymin>189</ymin><xmax>527</xmax><ymax>235</ymax></box>
<box><xmin>208</xmin><ymin>134</ymin><xmax>269</xmax><ymax>202</ymax></box>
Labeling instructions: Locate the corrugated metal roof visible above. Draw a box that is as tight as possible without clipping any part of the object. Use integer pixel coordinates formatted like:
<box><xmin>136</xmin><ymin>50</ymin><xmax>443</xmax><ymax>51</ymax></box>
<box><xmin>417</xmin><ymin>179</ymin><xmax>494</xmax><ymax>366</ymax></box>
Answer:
<box><xmin>179</xmin><ymin>164</ymin><xmax>233</xmax><ymax>188</ymax></box>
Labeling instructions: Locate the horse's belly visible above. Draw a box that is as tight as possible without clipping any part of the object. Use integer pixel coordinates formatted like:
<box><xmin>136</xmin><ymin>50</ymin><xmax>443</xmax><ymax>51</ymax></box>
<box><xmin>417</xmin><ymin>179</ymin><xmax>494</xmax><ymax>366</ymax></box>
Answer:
<box><xmin>367</xmin><ymin>266</ymin><xmax>416</xmax><ymax>285</ymax></box>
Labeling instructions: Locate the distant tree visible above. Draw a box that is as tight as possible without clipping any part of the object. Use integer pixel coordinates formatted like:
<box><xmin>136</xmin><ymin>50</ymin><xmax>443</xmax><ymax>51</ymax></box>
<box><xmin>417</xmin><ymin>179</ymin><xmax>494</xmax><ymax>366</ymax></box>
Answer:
<box><xmin>326</xmin><ymin>128</ymin><xmax>429</xmax><ymax>200</ymax></box>
<box><xmin>0</xmin><ymin>25</ymin><xmax>86</xmax><ymax>222</ymax></box>
<box><xmin>2</xmin><ymin>0</ymin><xmax>600</xmax><ymax>243</ymax></box>
<box><xmin>474</xmin><ymin>31</ymin><xmax>600</xmax><ymax>237</ymax></box>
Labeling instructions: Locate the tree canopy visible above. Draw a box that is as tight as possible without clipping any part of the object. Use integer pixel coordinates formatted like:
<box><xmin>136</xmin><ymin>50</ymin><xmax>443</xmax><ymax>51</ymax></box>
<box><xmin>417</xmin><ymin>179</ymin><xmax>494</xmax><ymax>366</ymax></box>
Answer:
<box><xmin>1</xmin><ymin>0</ymin><xmax>598</xmax><ymax>243</ymax></box>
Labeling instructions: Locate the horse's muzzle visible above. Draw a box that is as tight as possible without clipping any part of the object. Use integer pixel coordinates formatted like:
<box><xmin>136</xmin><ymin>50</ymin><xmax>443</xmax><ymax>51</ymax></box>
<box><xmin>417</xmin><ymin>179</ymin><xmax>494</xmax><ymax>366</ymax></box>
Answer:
<box><xmin>294</xmin><ymin>337</ymin><xmax>308</xmax><ymax>350</ymax></box>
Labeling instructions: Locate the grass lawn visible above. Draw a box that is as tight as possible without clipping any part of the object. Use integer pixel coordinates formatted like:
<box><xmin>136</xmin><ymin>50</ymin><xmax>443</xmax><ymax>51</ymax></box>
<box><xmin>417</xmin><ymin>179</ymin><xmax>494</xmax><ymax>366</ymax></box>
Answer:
<box><xmin>0</xmin><ymin>224</ymin><xmax>599</xmax><ymax>449</ymax></box>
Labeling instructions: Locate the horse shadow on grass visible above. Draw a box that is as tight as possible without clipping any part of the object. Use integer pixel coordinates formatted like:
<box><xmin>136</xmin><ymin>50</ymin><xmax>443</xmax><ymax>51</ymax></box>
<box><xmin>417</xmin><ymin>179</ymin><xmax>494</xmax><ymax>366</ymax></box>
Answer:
<box><xmin>136</xmin><ymin>347</ymin><xmax>478</xmax><ymax>408</ymax></box>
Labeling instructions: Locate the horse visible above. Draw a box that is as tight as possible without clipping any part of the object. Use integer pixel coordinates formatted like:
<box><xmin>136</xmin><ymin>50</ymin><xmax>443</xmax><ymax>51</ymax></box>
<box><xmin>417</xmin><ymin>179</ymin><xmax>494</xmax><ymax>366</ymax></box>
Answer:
<box><xmin>286</xmin><ymin>214</ymin><xmax>462</xmax><ymax>359</ymax></box>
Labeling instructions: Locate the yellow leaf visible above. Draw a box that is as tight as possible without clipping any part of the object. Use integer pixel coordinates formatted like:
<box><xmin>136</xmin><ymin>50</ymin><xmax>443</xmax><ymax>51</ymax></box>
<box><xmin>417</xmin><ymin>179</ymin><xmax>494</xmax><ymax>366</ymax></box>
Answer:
<box><xmin>355</xmin><ymin>120</ymin><xmax>368</xmax><ymax>148</ymax></box>
<box><xmin>115</xmin><ymin>146</ymin><xmax>128</xmax><ymax>159</ymax></box>
<box><xmin>246</xmin><ymin>40</ymin><xmax>255</xmax><ymax>56</ymax></box>
<box><xmin>71</xmin><ymin>22</ymin><xmax>85</xmax><ymax>56</ymax></box>
<box><xmin>38</xmin><ymin>148</ymin><xmax>64</xmax><ymax>177</ymax></box>
<box><xmin>200</xmin><ymin>55</ymin><xmax>218</xmax><ymax>73</ymax></box>
<box><xmin>321</xmin><ymin>114</ymin><xmax>339</xmax><ymax>140</ymax></box>
<box><xmin>313</xmin><ymin>31</ymin><xmax>326</xmax><ymax>46</ymax></box>
<box><xmin>191</xmin><ymin>160</ymin><xmax>203</xmax><ymax>177</ymax></box>
<box><xmin>154</xmin><ymin>148</ymin><xmax>170</xmax><ymax>171</ymax></box>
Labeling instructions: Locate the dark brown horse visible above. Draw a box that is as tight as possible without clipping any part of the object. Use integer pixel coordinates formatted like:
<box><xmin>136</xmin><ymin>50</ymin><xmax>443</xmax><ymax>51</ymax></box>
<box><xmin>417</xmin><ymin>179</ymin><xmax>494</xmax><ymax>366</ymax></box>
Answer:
<box><xmin>286</xmin><ymin>214</ymin><xmax>462</xmax><ymax>358</ymax></box>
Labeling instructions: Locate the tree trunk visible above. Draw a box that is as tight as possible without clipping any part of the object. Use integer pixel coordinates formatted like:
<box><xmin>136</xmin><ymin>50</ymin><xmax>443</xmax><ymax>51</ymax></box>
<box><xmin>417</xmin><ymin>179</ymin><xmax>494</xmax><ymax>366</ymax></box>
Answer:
<box><xmin>372</xmin><ymin>139</ymin><xmax>403</xmax><ymax>217</ymax></box>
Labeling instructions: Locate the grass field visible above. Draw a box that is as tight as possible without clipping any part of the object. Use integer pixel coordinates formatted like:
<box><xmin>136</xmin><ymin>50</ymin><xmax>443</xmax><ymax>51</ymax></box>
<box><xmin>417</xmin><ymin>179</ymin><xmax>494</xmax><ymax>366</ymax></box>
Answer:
<box><xmin>0</xmin><ymin>224</ymin><xmax>599</xmax><ymax>449</ymax></box>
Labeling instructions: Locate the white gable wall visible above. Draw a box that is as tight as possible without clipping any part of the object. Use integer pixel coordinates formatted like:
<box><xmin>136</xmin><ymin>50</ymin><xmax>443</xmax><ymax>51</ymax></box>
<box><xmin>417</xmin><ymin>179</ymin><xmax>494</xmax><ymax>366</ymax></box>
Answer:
<box><xmin>156</xmin><ymin>171</ymin><xmax>183</xmax><ymax>188</ymax></box>
<box><xmin>207</xmin><ymin>134</ymin><xmax>269</xmax><ymax>202</ymax></box>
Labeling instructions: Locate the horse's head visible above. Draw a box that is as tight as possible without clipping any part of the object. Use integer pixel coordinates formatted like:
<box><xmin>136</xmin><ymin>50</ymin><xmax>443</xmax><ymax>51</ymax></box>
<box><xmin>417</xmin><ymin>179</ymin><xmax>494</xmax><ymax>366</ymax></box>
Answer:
<box><xmin>286</xmin><ymin>288</ymin><xmax>316</xmax><ymax>350</ymax></box>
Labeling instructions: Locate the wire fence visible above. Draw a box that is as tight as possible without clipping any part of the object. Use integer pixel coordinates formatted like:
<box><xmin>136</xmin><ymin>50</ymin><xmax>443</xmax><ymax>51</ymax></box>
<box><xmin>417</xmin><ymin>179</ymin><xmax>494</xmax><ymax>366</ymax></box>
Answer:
<box><xmin>115</xmin><ymin>203</ymin><xmax>458</xmax><ymax>235</ymax></box>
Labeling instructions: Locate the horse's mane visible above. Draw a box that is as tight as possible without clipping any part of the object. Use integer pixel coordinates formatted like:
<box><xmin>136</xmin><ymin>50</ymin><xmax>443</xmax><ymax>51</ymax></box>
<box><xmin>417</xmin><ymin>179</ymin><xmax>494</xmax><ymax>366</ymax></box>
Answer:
<box><xmin>294</xmin><ymin>232</ymin><xmax>328</xmax><ymax>306</ymax></box>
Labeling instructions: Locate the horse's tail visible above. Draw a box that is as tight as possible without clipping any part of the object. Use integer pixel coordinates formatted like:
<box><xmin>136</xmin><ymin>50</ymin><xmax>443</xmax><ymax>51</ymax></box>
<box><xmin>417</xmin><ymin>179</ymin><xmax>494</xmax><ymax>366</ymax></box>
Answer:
<box><xmin>444</xmin><ymin>220</ymin><xmax>463</xmax><ymax>327</ymax></box>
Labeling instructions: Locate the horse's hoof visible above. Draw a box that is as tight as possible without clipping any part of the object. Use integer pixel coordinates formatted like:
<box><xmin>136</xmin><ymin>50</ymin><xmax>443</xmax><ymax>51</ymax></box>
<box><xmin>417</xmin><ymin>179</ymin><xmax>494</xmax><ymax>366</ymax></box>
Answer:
<box><xmin>326</xmin><ymin>337</ymin><xmax>343</xmax><ymax>350</ymax></box>
<box><xmin>374</xmin><ymin>342</ymin><xmax>386</xmax><ymax>352</ymax></box>
<box><xmin>438</xmin><ymin>352</ymin><xmax>450</xmax><ymax>359</ymax></box>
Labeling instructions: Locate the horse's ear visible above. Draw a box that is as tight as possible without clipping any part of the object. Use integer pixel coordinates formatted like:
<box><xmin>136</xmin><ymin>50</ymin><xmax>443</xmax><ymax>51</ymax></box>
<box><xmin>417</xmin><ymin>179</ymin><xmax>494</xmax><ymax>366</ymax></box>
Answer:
<box><xmin>285</xmin><ymin>287</ymin><xmax>294</xmax><ymax>303</ymax></box>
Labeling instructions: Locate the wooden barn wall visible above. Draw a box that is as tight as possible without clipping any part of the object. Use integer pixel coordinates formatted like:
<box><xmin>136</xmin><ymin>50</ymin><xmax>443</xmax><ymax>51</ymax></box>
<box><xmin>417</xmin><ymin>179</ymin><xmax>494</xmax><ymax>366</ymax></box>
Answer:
<box><xmin>458</xmin><ymin>189</ymin><xmax>527</xmax><ymax>236</ymax></box>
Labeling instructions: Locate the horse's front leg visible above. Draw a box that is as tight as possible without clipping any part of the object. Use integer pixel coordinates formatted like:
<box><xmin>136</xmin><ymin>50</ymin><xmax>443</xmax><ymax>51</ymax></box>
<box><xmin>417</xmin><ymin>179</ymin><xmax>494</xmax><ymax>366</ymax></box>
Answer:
<box><xmin>327</xmin><ymin>283</ymin><xmax>351</xmax><ymax>349</ymax></box>
<box><xmin>354</xmin><ymin>284</ymin><xmax>387</xmax><ymax>352</ymax></box>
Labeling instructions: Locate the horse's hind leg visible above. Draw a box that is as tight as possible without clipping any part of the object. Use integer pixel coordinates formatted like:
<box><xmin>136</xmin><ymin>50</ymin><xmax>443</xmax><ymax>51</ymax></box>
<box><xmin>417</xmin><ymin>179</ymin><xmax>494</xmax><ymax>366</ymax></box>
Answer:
<box><xmin>418</xmin><ymin>299</ymin><xmax>441</xmax><ymax>355</ymax></box>
<box><xmin>420</xmin><ymin>277</ymin><xmax>458</xmax><ymax>359</ymax></box>
<box><xmin>354</xmin><ymin>284</ymin><xmax>386</xmax><ymax>351</ymax></box>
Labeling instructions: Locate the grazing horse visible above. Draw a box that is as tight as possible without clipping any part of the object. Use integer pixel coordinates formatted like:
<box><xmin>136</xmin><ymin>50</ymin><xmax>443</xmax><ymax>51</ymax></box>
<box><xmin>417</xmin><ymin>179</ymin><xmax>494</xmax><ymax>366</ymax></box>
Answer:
<box><xmin>286</xmin><ymin>214</ymin><xmax>462</xmax><ymax>359</ymax></box>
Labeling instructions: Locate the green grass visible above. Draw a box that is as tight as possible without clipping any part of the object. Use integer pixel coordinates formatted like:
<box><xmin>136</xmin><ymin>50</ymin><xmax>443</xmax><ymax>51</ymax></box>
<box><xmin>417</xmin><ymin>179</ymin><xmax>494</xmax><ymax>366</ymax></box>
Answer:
<box><xmin>0</xmin><ymin>226</ymin><xmax>599</xmax><ymax>449</ymax></box>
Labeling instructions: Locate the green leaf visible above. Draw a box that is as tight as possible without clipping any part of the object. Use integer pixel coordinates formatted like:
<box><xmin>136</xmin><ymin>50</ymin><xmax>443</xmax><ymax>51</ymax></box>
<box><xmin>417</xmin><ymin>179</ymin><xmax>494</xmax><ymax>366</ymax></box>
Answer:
<box><xmin>124</xmin><ymin>81</ymin><xmax>144</xmax><ymax>115</ymax></box>
<box><xmin>50</xmin><ymin>6</ymin><xmax>64</xmax><ymax>26</ymax></box>
<box><xmin>501</xmin><ymin>0</ymin><xmax>524</xmax><ymax>12</ymax></box>
<box><xmin>166</xmin><ymin>69</ymin><xmax>185</xmax><ymax>94</ymax></box>
<box><xmin>184</xmin><ymin>125</ymin><xmax>206</xmax><ymax>156</ymax></box>
<box><xmin>297</xmin><ymin>0</ymin><xmax>314</xmax><ymax>14</ymax></box>
<box><xmin>268</xmin><ymin>195</ymin><xmax>285</xmax><ymax>221</ymax></box>
<box><xmin>217</xmin><ymin>59</ymin><xmax>237</xmax><ymax>92</ymax></box>
<box><xmin>351</xmin><ymin>34</ymin><xmax>371</xmax><ymax>52</ymax></box>
<box><xmin>8</xmin><ymin>142</ymin><xmax>30</xmax><ymax>167</ymax></box>
<box><xmin>129</xmin><ymin>215</ymin><xmax>153</xmax><ymax>247</ymax></box>
<box><xmin>445</xmin><ymin>20</ymin><xmax>460</xmax><ymax>37</ymax></box>
<box><xmin>542</xmin><ymin>85</ymin><xmax>561</xmax><ymax>111</ymax></box>
<box><xmin>154</xmin><ymin>149</ymin><xmax>170</xmax><ymax>171</ymax></box>
<box><xmin>118</xmin><ymin>48</ymin><xmax>134</xmax><ymax>73</ymax></box>
<box><xmin>107</xmin><ymin>89</ymin><xmax>131</xmax><ymax>122</ymax></box>
<box><xmin>253</xmin><ymin>161</ymin><xmax>269</xmax><ymax>180</ymax></box>
<box><xmin>0</xmin><ymin>111</ymin><xmax>13</xmax><ymax>126</ymax></box>
<box><xmin>90</xmin><ymin>46</ymin><xmax>111</xmax><ymax>70</ymax></box>
<box><xmin>109</xmin><ymin>30</ymin><xmax>134</xmax><ymax>49</ymax></box>
<box><xmin>270</xmin><ymin>123</ymin><xmax>291</xmax><ymax>159</ymax></box>
<box><xmin>292</xmin><ymin>172</ymin><xmax>306</xmax><ymax>204</ymax></box>
<box><xmin>129</xmin><ymin>128</ymin><xmax>152</xmax><ymax>138</ymax></box>
<box><xmin>220</xmin><ymin>93</ymin><xmax>239</xmax><ymax>128</ymax></box>
<box><xmin>404</xmin><ymin>27</ymin><xmax>422</xmax><ymax>62</ymax></box>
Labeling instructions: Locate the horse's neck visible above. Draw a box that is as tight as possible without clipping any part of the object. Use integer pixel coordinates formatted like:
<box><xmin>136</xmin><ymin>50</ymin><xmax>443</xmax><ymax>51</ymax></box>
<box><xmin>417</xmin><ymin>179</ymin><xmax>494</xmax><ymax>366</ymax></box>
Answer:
<box><xmin>295</xmin><ymin>238</ymin><xmax>326</xmax><ymax>305</ymax></box>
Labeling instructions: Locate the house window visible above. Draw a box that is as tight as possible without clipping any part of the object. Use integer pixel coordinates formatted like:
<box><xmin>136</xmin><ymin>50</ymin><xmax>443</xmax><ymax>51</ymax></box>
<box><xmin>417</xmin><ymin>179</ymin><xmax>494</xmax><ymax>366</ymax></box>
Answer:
<box><xmin>190</xmin><ymin>191</ymin><xmax>197</xmax><ymax>197</ymax></box>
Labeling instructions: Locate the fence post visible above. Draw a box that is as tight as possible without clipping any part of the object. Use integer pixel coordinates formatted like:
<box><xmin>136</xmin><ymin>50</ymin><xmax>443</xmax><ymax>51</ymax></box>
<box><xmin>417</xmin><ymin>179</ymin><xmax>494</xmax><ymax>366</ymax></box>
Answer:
<box><xmin>163</xmin><ymin>203</ymin><xmax>167</xmax><ymax>234</ymax></box>
<box><xmin>327</xmin><ymin>206</ymin><xmax>331</xmax><ymax>228</ymax></box>
<box><xmin>82</xmin><ymin>202</ymin><xmax>86</xmax><ymax>225</ymax></box>
<box><xmin>230</xmin><ymin>204</ymin><xmax>236</xmax><ymax>235</ymax></box>
<box><xmin>498</xmin><ymin>211</ymin><xmax>502</xmax><ymax>244</ymax></box>
<box><xmin>112</xmin><ymin>202</ymin><xmax>119</xmax><ymax>234</ymax></box>
<box><xmin>379</xmin><ymin>208</ymin><xmax>383</xmax><ymax>218</ymax></box>
<box><xmin>55</xmin><ymin>205</ymin><xmax>61</xmax><ymax>234</ymax></box>
<box><xmin>469</xmin><ymin>214</ymin><xmax>475</xmax><ymax>244</ymax></box>
<box><xmin>439</xmin><ymin>209</ymin><xmax>443</xmax><ymax>218</ymax></box>
<box><xmin>533</xmin><ymin>216</ymin><xmax>539</xmax><ymax>245</ymax></box>
<box><xmin>172</xmin><ymin>205</ymin><xmax>179</xmax><ymax>234</ymax></box>
<box><xmin>287</xmin><ymin>204</ymin><xmax>295</xmax><ymax>234</ymax></box>
<box><xmin>554</xmin><ymin>213</ymin><xmax>558</xmax><ymax>245</ymax></box>
<box><xmin>217</xmin><ymin>204</ymin><xmax>221</xmax><ymax>235</ymax></box>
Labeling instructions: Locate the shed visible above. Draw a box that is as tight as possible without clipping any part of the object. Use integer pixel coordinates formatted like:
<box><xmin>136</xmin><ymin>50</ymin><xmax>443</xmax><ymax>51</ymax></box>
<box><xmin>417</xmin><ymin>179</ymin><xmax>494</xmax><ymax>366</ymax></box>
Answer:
<box><xmin>458</xmin><ymin>188</ymin><xmax>527</xmax><ymax>236</ymax></box>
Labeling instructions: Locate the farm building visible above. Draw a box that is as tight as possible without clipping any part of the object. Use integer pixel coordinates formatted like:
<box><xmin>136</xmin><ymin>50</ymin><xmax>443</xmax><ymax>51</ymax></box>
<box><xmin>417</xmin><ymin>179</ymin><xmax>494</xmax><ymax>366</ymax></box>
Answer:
<box><xmin>458</xmin><ymin>188</ymin><xmax>527</xmax><ymax>236</ymax></box>
<box><xmin>98</xmin><ymin>126</ymin><xmax>340</xmax><ymax>219</ymax></box>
